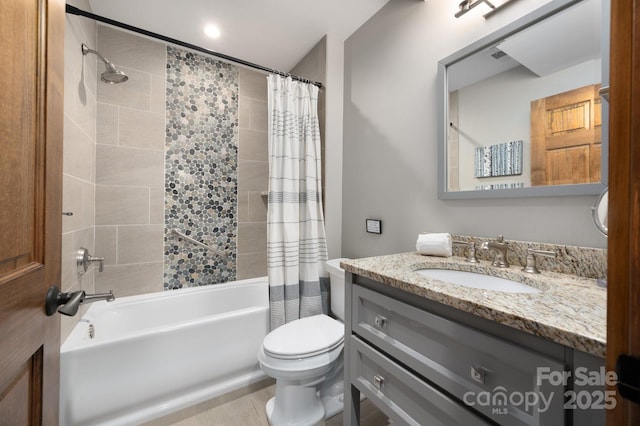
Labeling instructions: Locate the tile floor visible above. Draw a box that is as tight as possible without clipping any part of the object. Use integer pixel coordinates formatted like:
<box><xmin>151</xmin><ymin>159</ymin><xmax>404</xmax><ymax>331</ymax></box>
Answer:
<box><xmin>143</xmin><ymin>379</ymin><xmax>391</xmax><ymax>426</ymax></box>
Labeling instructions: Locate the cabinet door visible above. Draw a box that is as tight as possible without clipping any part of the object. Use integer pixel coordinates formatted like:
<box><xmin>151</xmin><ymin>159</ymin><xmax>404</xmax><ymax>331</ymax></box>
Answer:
<box><xmin>352</xmin><ymin>284</ymin><xmax>565</xmax><ymax>426</ymax></box>
<box><xmin>350</xmin><ymin>336</ymin><xmax>491</xmax><ymax>426</ymax></box>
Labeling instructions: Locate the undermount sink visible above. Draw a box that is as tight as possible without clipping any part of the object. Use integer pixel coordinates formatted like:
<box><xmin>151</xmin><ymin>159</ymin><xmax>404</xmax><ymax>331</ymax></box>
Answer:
<box><xmin>415</xmin><ymin>269</ymin><xmax>541</xmax><ymax>294</ymax></box>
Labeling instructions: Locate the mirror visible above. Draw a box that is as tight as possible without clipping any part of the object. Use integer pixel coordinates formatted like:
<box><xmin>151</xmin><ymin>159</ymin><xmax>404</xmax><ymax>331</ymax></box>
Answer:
<box><xmin>437</xmin><ymin>0</ymin><xmax>608</xmax><ymax>199</ymax></box>
<box><xmin>591</xmin><ymin>187</ymin><xmax>608</xmax><ymax>236</ymax></box>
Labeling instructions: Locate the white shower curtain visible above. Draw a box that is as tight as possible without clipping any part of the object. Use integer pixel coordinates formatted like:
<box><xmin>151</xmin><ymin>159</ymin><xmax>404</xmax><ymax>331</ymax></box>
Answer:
<box><xmin>267</xmin><ymin>74</ymin><xmax>329</xmax><ymax>330</ymax></box>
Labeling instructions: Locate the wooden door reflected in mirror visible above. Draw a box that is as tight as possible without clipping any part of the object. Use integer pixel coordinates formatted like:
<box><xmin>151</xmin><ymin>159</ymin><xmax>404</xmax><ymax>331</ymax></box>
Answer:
<box><xmin>531</xmin><ymin>83</ymin><xmax>602</xmax><ymax>186</ymax></box>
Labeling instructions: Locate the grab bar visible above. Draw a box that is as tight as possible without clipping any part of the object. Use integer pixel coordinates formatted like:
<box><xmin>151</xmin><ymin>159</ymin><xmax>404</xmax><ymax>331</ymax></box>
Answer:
<box><xmin>170</xmin><ymin>229</ymin><xmax>228</xmax><ymax>258</ymax></box>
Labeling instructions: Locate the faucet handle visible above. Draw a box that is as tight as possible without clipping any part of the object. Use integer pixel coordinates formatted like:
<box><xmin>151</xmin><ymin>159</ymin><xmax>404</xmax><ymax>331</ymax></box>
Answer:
<box><xmin>77</xmin><ymin>248</ymin><xmax>105</xmax><ymax>273</ymax></box>
<box><xmin>452</xmin><ymin>240</ymin><xmax>479</xmax><ymax>263</ymax></box>
<box><xmin>88</xmin><ymin>255</ymin><xmax>105</xmax><ymax>272</ymax></box>
<box><xmin>523</xmin><ymin>247</ymin><xmax>557</xmax><ymax>274</ymax></box>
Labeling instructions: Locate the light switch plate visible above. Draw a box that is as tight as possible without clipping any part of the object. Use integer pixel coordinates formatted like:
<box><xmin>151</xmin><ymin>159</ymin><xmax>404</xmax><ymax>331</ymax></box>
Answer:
<box><xmin>366</xmin><ymin>219</ymin><xmax>382</xmax><ymax>234</ymax></box>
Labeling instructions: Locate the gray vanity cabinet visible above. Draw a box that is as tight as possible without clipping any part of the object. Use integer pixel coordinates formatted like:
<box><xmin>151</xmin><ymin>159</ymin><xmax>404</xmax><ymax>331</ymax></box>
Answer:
<box><xmin>343</xmin><ymin>274</ymin><xmax>606</xmax><ymax>426</ymax></box>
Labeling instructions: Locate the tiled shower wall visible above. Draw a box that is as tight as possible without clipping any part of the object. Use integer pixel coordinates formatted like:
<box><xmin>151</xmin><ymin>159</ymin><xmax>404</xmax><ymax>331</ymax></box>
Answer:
<box><xmin>61</xmin><ymin>0</ymin><xmax>98</xmax><ymax>340</ymax></box>
<box><xmin>94</xmin><ymin>25</ymin><xmax>167</xmax><ymax>297</ymax></box>
<box><xmin>90</xmin><ymin>26</ymin><xmax>268</xmax><ymax>297</ymax></box>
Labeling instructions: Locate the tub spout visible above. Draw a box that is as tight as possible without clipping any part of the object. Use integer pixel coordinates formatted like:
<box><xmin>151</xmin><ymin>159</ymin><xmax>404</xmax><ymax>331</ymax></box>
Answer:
<box><xmin>45</xmin><ymin>286</ymin><xmax>116</xmax><ymax>317</ymax></box>
<box><xmin>84</xmin><ymin>290</ymin><xmax>115</xmax><ymax>303</ymax></box>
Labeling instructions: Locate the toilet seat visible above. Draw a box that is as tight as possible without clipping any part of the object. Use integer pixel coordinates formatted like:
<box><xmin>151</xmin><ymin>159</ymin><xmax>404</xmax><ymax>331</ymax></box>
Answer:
<box><xmin>263</xmin><ymin>314</ymin><xmax>344</xmax><ymax>360</ymax></box>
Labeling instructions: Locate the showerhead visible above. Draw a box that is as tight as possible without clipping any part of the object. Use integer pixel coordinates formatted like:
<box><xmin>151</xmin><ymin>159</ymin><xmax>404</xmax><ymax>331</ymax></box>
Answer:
<box><xmin>81</xmin><ymin>44</ymin><xmax>129</xmax><ymax>84</ymax></box>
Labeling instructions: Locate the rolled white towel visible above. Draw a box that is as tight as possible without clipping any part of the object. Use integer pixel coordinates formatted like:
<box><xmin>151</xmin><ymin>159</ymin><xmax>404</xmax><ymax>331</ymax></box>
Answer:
<box><xmin>416</xmin><ymin>233</ymin><xmax>452</xmax><ymax>257</ymax></box>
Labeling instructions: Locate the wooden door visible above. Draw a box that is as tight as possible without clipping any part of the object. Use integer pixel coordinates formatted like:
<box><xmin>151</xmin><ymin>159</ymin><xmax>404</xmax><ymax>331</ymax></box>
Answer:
<box><xmin>607</xmin><ymin>0</ymin><xmax>640</xmax><ymax>423</ymax></box>
<box><xmin>531</xmin><ymin>84</ymin><xmax>602</xmax><ymax>186</ymax></box>
<box><xmin>0</xmin><ymin>0</ymin><xmax>64</xmax><ymax>424</ymax></box>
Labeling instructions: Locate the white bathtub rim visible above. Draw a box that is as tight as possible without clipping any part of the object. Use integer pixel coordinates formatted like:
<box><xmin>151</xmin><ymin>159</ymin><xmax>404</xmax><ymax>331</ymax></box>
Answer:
<box><xmin>61</xmin><ymin>305</ymin><xmax>268</xmax><ymax>353</ymax></box>
<box><xmin>89</xmin><ymin>275</ymin><xmax>267</xmax><ymax>308</ymax></box>
<box><xmin>61</xmin><ymin>276</ymin><xmax>268</xmax><ymax>351</ymax></box>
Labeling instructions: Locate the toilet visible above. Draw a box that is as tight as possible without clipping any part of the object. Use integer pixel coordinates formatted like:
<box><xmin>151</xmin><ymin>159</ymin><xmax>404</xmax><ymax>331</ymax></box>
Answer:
<box><xmin>258</xmin><ymin>258</ymin><xmax>349</xmax><ymax>426</ymax></box>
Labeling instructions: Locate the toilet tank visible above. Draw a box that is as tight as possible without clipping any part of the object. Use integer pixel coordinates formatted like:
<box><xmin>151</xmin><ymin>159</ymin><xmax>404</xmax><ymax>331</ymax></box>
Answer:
<box><xmin>326</xmin><ymin>258</ymin><xmax>349</xmax><ymax>321</ymax></box>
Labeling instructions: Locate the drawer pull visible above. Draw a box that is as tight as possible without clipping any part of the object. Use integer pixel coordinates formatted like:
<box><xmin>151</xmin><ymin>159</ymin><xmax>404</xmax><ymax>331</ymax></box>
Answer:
<box><xmin>373</xmin><ymin>375</ymin><xmax>385</xmax><ymax>390</ymax></box>
<box><xmin>374</xmin><ymin>315</ymin><xmax>387</xmax><ymax>328</ymax></box>
<box><xmin>470</xmin><ymin>366</ymin><xmax>486</xmax><ymax>384</ymax></box>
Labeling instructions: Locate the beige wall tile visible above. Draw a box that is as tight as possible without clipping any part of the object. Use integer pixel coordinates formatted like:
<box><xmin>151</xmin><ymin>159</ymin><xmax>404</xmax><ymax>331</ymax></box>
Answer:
<box><xmin>62</xmin><ymin>175</ymin><xmax>84</xmax><ymax>233</ymax></box>
<box><xmin>236</xmin><ymin>252</ymin><xmax>267</xmax><ymax>279</ymax></box>
<box><xmin>61</xmin><ymin>232</ymin><xmax>75</xmax><ymax>292</ymax></box>
<box><xmin>119</xmin><ymin>108</ymin><xmax>165</xmax><ymax>150</ymax></box>
<box><xmin>239</xmin><ymin>68</ymin><xmax>267</xmax><ymax>101</ymax></box>
<box><xmin>72</xmin><ymin>227</ymin><xmax>95</xmax><ymax>260</ymax></box>
<box><xmin>97</xmin><ymin>66</ymin><xmax>150</xmax><ymax>111</ymax></box>
<box><xmin>95</xmin><ymin>262</ymin><xmax>164</xmax><ymax>297</ymax></box>
<box><xmin>82</xmin><ymin>181</ymin><xmax>95</xmax><ymax>230</ymax></box>
<box><xmin>98</xmin><ymin>25</ymin><xmax>166</xmax><ymax>76</ymax></box>
<box><xmin>95</xmin><ymin>185</ymin><xmax>150</xmax><ymax>225</ymax></box>
<box><xmin>96</xmin><ymin>145</ymin><xmax>164</xmax><ymax>187</ymax></box>
<box><xmin>247</xmin><ymin>192</ymin><xmax>268</xmax><ymax>222</ymax></box>
<box><xmin>95</xmin><ymin>226</ymin><xmax>117</xmax><ymax>266</ymax></box>
<box><xmin>65</xmin><ymin>14</ymin><xmax>98</xmax><ymax>112</ymax></box>
<box><xmin>74</xmin><ymin>88</ymin><xmax>97</xmax><ymax>141</ymax></box>
<box><xmin>149</xmin><ymin>187</ymin><xmax>165</xmax><ymax>224</ymax></box>
<box><xmin>237</xmin><ymin>223</ymin><xmax>267</xmax><ymax>254</ymax></box>
<box><xmin>250</xmin><ymin>99</ymin><xmax>268</xmax><ymax>131</ymax></box>
<box><xmin>237</xmin><ymin>191</ymin><xmax>249</xmax><ymax>223</ymax></box>
<box><xmin>96</xmin><ymin>103</ymin><xmax>118</xmax><ymax>146</ymax></box>
<box><xmin>150</xmin><ymin>73</ymin><xmax>166</xmax><ymax>114</ymax></box>
<box><xmin>239</xmin><ymin>96</ymin><xmax>251</xmax><ymax>129</ymax></box>
<box><xmin>238</xmin><ymin>160</ymin><xmax>268</xmax><ymax>192</ymax></box>
<box><xmin>239</xmin><ymin>129</ymin><xmax>268</xmax><ymax>162</ymax></box>
<box><xmin>64</xmin><ymin>115</ymin><xmax>95</xmax><ymax>182</ymax></box>
<box><xmin>117</xmin><ymin>225</ymin><xmax>164</xmax><ymax>264</ymax></box>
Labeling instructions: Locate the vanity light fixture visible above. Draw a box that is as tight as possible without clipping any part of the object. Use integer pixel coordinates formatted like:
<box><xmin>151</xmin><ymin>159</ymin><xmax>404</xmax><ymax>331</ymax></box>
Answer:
<box><xmin>455</xmin><ymin>0</ymin><xmax>515</xmax><ymax>18</ymax></box>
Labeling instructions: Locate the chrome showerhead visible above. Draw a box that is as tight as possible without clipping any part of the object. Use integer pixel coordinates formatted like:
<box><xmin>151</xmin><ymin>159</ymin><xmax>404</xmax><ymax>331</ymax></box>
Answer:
<box><xmin>81</xmin><ymin>44</ymin><xmax>129</xmax><ymax>84</ymax></box>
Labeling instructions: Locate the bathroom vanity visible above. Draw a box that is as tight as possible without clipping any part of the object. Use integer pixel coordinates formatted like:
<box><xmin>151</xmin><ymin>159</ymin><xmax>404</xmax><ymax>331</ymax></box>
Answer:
<box><xmin>341</xmin><ymin>252</ymin><xmax>607</xmax><ymax>426</ymax></box>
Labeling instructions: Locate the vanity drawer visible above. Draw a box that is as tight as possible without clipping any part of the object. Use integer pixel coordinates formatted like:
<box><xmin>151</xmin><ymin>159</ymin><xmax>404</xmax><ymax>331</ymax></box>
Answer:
<box><xmin>350</xmin><ymin>336</ymin><xmax>490</xmax><ymax>426</ymax></box>
<box><xmin>352</xmin><ymin>284</ymin><xmax>565</xmax><ymax>426</ymax></box>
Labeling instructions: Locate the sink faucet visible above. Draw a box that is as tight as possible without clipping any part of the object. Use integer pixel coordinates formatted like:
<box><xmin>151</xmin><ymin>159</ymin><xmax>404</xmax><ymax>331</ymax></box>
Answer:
<box><xmin>45</xmin><ymin>286</ymin><xmax>115</xmax><ymax>317</ymax></box>
<box><xmin>480</xmin><ymin>235</ymin><xmax>510</xmax><ymax>268</ymax></box>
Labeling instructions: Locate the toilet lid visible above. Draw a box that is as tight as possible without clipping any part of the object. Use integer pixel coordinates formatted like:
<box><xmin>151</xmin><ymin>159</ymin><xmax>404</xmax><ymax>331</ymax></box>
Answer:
<box><xmin>263</xmin><ymin>314</ymin><xmax>344</xmax><ymax>360</ymax></box>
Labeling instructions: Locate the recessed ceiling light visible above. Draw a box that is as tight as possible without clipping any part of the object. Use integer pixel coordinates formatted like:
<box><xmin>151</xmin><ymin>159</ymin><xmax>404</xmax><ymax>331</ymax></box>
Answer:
<box><xmin>204</xmin><ymin>24</ymin><xmax>221</xmax><ymax>39</ymax></box>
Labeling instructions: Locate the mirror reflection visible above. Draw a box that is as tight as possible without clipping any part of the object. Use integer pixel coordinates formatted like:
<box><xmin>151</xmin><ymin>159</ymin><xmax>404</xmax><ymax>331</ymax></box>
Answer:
<box><xmin>442</xmin><ymin>0</ymin><xmax>604</xmax><ymax>195</ymax></box>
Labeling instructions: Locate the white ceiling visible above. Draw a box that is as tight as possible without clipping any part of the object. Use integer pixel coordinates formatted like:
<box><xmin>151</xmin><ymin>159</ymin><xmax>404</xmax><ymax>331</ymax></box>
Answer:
<box><xmin>87</xmin><ymin>0</ymin><xmax>390</xmax><ymax>73</ymax></box>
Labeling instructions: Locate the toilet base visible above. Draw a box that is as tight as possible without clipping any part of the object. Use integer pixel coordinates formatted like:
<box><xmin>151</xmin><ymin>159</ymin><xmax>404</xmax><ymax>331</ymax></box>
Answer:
<box><xmin>266</xmin><ymin>381</ymin><xmax>325</xmax><ymax>426</ymax></box>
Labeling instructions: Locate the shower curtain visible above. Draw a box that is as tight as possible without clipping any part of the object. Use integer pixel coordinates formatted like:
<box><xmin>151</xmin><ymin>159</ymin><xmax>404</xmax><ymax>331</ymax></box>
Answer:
<box><xmin>267</xmin><ymin>74</ymin><xmax>329</xmax><ymax>330</ymax></box>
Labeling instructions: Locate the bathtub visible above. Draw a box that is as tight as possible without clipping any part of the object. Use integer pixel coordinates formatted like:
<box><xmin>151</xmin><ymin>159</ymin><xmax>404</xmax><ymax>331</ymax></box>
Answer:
<box><xmin>60</xmin><ymin>277</ymin><xmax>270</xmax><ymax>426</ymax></box>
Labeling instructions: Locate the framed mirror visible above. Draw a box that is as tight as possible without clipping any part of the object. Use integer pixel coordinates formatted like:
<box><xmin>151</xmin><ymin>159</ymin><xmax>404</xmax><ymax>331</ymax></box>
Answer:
<box><xmin>437</xmin><ymin>0</ymin><xmax>608</xmax><ymax>199</ymax></box>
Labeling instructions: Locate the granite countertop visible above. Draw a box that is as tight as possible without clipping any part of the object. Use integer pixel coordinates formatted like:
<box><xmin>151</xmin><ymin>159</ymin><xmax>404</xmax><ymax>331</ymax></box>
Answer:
<box><xmin>341</xmin><ymin>252</ymin><xmax>606</xmax><ymax>358</ymax></box>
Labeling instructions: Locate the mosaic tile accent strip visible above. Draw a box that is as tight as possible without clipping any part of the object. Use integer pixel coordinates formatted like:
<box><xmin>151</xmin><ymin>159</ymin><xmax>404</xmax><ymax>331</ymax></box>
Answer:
<box><xmin>164</xmin><ymin>46</ymin><xmax>239</xmax><ymax>289</ymax></box>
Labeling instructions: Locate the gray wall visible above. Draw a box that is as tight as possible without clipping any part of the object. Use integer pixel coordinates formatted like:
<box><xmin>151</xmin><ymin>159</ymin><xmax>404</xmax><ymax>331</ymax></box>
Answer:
<box><xmin>342</xmin><ymin>0</ymin><xmax>607</xmax><ymax>259</ymax></box>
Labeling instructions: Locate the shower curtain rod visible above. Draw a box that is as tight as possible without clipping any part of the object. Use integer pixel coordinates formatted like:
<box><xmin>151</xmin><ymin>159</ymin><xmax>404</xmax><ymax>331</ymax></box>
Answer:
<box><xmin>65</xmin><ymin>4</ymin><xmax>323</xmax><ymax>89</ymax></box>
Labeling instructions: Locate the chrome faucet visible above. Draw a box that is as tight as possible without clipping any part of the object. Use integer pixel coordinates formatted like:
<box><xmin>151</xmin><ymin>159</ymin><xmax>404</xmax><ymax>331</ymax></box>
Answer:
<box><xmin>480</xmin><ymin>235</ymin><xmax>510</xmax><ymax>268</ymax></box>
<box><xmin>45</xmin><ymin>286</ymin><xmax>115</xmax><ymax>317</ymax></box>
